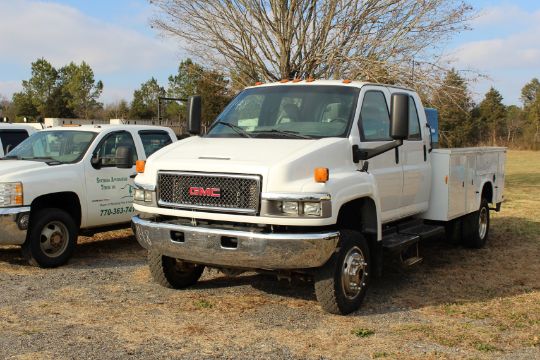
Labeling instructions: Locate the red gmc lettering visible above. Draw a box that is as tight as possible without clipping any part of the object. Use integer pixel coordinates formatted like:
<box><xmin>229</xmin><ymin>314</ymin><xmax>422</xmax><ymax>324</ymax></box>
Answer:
<box><xmin>189</xmin><ymin>187</ymin><xmax>221</xmax><ymax>197</ymax></box>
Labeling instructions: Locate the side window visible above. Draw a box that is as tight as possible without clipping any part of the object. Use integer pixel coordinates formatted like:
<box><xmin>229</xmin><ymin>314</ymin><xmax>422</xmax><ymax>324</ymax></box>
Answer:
<box><xmin>0</xmin><ymin>130</ymin><xmax>29</xmax><ymax>153</ymax></box>
<box><xmin>139</xmin><ymin>131</ymin><xmax>172</xmax><ymax>157</ymax></box>
<box><xmin>94</xmin><ymin>131</ymin><xmax>137</xmax><ymax>167</ymax></box>
<box><xmin>359</xmin><ymin>91</ymin><xmax>391</xmax><ymax>141</ymax></box>
<box><xmin>408</xmin><ymin>96</ymin><xmax>422</xmax><ymax>140</ymax></box>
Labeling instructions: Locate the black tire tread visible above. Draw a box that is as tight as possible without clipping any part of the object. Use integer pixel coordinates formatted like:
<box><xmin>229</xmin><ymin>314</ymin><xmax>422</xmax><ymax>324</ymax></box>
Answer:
<box><xmin>147</xmin><ymin>251</ymin><xmax>204</xmax><ymax>289</ymax></box>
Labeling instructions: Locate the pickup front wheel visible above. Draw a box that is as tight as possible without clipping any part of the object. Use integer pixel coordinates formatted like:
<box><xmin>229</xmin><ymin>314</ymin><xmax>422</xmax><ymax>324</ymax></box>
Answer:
<box><xmin>148</xmin><ymin>251</ymin><xmax>204</xmax><ymax>289</ymax></box>
<box><xmin>314</xmin><ymin>230</ymin><xmax>371</xmax><ymax>315</ymax></box>
<box><xmin>22</xmin><ymin>208</ymin><xmax>78</xmax><ymax>268</ymax></box>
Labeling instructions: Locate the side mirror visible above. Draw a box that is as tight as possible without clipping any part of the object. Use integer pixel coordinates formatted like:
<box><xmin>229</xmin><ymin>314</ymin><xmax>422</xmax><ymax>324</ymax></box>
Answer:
<box><xmin>91</xmin><ymin>156</ymin><xmax>102</xmax><ymax>169</ymax></box>
<box><xmin>115</xmin><ymin>146</ymin><xmax>133</xmax><ymax>169</ymax></box>
<box><xmin>187</xmin><ymin>95</ymin><xmax>202</xmax><ymax>135</ymax></box>
<box><xmin>390</xmin><ymin>93</ymin><xmax>409</xmax><ymax>140</ymax></box>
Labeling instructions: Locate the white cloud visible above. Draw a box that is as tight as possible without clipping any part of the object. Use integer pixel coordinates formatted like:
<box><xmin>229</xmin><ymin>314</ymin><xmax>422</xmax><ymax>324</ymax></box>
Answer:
<box><xmin>451</xmin><ymin>5</ymin><xmax>540</xmax><ymax>104</ymax></box>
<box><xmin>0</xmin><ymin>1</ymin><xmax>182</xmax><ymax>74</ymax></box>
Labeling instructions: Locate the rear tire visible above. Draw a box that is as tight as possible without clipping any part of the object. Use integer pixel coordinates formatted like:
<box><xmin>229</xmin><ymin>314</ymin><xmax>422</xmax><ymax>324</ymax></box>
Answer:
<box><xmin>462</xmin><ymin>198</ymin><xmax>490</xmax><ymax>248</ymax></box>
<box><xmin>148</xmin><ymin>251</ymin><xmax>204</xmax><ymax>289</ymax></box>
<box><xmin>22</xmin><ymin>208</ymin><xmax>78</xmax><ymax>268</ymax></box>
<box><xmin>314</xmin><ymin>230</ymin><xmax>371</xmax><ymax>315</ymax></box>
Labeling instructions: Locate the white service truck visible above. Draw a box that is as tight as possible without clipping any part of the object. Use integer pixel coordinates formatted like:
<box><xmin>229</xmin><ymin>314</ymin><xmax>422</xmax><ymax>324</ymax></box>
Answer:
<box><xmin>132</xmin><ymin>81</ymin><xmax>505</xmax><ymax>314</ymax></box>
<box><xmin>0</xmin><ymin>123</ymin><xmax>37</xmax><ymax>157</ymax></box>
<box><xmin>0</xmin><ymin>125</ymin><xmax>176</xmax><ymax>267</ymax></box>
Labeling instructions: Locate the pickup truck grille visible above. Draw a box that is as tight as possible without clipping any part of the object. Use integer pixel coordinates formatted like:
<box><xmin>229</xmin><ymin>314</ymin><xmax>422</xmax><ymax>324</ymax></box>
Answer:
<box><xmin>157</xmin><ymin>172</ymin><xmax>261</xmax><ymax>214</ymax></box>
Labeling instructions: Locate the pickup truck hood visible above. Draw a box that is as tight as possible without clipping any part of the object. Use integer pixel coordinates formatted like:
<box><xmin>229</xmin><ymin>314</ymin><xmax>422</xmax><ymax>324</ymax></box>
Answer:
<box><xmin>0</xmin><ymin>160</ymin><xmax>49</xmax><ymax>181</ymax></box>
<box><xmin>141</xmin><ymin>136</ymin><xmax>354</xmax><ymax>192</ymax></box>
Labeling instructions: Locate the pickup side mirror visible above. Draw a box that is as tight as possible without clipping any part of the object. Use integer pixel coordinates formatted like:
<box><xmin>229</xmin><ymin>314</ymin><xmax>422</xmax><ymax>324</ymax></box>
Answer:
<box><xmin>187</xmin><ymin>95</ymin><xmax>202</xmax><ymax>135</ymax></box>
<box><xmin>115</xmin><ymin>146</ymin><xmax>133</xmax><ymax>169</ymax></box>
<box><xmin>390</xmin><ymin>93</ymin><xmax>409</xmax><ymax>140</ymax></box>
<box><xmin>91</xmin><ymin>156</ymin><xmax>102</xmax><ymax>169</ymax></box>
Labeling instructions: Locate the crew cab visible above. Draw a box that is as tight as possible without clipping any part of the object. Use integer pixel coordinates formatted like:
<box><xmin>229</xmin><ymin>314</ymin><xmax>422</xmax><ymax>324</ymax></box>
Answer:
<box><xmin>0</xmin><ymin>123</ymin><xmax>37</xmax><ymax>157</ymax></box>
<box><xmin>131</xmin><ymin>81</ymin><xmax>505</xmax><ymax>314</ymax></box>
<box><xmin>0</xmin><ymin>125</ymin><xmax>176</xmax><ymax>267</ymax></box>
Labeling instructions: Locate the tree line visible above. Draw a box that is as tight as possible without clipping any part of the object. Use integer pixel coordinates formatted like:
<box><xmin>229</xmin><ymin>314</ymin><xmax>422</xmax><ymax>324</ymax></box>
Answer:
<box><xmin>1</xmin><ymin>57</ymin><xmax>538</xmax><ymax>149</ymax></box>
<box><xmin>430</xmin><ymin>70</ymin><xmax>540</xmax><ymax>149</ymax></box>
<box><xmin>0</xmin><ymin>58</ymin><xmax>231</xmax><ymax>128</ymax></box>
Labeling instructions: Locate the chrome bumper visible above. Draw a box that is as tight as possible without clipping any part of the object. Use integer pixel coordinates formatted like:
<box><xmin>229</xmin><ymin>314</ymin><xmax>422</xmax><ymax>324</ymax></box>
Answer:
<box><xmin>132</xmin><ymin>216</ymin><xmax>339</xmax><ymax>270</ymax></box>
<box><xmin>0</xmin><ymin>207</ymin><xmax>30</xmax><ymax>245</ymax></box>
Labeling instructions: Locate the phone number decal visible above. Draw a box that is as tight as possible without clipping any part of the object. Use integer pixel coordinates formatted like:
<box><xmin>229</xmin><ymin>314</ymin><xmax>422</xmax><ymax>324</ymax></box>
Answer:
<box><xmin>100</xmin><ymin>206</ymin><xmax>134</xmax><ymax>216</ymax></box>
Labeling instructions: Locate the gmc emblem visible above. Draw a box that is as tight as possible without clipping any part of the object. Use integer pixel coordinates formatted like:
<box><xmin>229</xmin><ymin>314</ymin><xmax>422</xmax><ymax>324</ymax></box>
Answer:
<box><xmin>189</xmin><ymin>187</ymin><xmax>221</xmax><ymax>197</ymax></box>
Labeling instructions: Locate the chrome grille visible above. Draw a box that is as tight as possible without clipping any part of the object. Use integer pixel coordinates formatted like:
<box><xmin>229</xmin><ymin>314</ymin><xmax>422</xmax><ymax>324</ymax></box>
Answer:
<box><xmin>158</xmin><ymin>172</ymin><xmax>261</xmax><ymax>214</ymax></box>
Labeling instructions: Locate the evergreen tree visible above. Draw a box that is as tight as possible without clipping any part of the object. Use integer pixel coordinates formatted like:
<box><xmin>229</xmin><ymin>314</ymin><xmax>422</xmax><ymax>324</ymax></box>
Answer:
<box><xmin>520</xmin><ymin>78</ymin><xmax>540</xmax><ymax>147</ymax></box>
<box><xmin>21</xmin><ymin>58</ymin><xmax>59</xmax><ymax>117</ymax></box>
<box><xmin>130</xmin><ymin>78</ymin><xmax>165</xmax><ymax>119</ymax></box>
<box><xmin>429</xmin><ymin>69</ymin><xmax>474</xmax><ymax>147</ymax></box>
<box><xmin>478</xmin><ymin>87</ymin><xmax>506</xmax><ymax>145</ymax></box>
<box><xmin>60</xmin><ymin>61</ymin><xmax>104</xmax><ymax>119</ymax></box>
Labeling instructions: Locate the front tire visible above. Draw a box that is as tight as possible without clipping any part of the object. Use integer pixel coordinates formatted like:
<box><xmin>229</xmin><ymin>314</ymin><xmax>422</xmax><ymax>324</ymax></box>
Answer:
<box><xmin>148</xmin><ymin>251</ymin><xmax>204</xmax><ymax>289</ymax></box>
<box><xmin>22</xmin><ymin>208</ymin><xmax>78</xmax><ymax>268</ymax></box>
<box><xmin>314</xmin><ymin>230</ymin><xmax>371</xmax><ymax>315</ymax></box>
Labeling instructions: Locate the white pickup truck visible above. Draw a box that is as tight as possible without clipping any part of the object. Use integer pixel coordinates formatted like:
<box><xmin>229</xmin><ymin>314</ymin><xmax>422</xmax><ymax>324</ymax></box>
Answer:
<box><xmin>0</xmin><ymin>125</ymin><xmax>176</xmax><ymax>267</ymax></box>
<box><xmin>0</xmin><ymin>123</ymin><xmax>37</xmax><ymax>157</ymax></box>
<box><xmin>132</xmin><ymin>80</ymin><xmax>505</xmax><ymax>314</ymax></box>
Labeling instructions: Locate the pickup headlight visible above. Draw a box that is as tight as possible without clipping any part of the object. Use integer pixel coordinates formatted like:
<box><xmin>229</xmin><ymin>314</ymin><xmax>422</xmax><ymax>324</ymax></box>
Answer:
<box><xmin>0</xmin><ymin>182</ymin><xmax>24</xmax><ymax>207</ymax></box>
<box><xmin>262</xmin><ymin>193</ymin><xmax>331</xmax><ymax>218</ymax></box>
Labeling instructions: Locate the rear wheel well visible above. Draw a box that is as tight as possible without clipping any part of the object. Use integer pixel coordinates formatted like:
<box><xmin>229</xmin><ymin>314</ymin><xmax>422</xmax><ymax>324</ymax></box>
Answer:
<box><xmin>30</xmin><ymin>192</ymin><xmax>82</xmax><ymax>228</ymax></box>
<box><xmin>482</xmin><ymin>182</ymin><xmax>494</xmax><ymax>204</ymax></box>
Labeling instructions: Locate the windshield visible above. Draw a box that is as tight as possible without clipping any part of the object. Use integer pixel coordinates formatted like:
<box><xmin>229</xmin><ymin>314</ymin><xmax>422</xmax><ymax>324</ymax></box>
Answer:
<box><xmin>6</xmin><ymin>130</ymin><xmax>96</xmax><ymax>164</ymax></box>
<box><xmin>206</xmin><ymin>85</ymin><xmax>360</xmax><ymax>139</ymax></box>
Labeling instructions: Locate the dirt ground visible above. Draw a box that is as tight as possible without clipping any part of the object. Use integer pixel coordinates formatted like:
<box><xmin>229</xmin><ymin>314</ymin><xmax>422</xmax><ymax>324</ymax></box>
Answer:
<box><xmin>1</xmin><ymin>150</ymin><xmax>539</xmax><ymax>360</ymax></box>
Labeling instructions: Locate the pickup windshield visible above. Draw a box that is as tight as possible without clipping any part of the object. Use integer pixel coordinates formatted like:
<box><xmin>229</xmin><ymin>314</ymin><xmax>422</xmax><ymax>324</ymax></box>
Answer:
<box><xmin>206</xmin><ymin>85</ymin><xmax>360</xmax><ymax>139</ymax></box>
<box><xmin>5</xmin><ymin>130</ymin><xmax>96</xmax><ymax>164</ymax></box>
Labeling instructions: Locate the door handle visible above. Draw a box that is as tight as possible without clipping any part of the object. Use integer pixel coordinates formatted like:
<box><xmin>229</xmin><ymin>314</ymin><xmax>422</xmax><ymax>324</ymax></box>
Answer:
<box><xmin>423</xmin><ymin>145</ymin><xmax>427</xmax><ymax>161</ymax></box>
<box><xmin>394</xmin><ymin>147</ymin><xmax>399</xmax><ymax>164</ymax></box>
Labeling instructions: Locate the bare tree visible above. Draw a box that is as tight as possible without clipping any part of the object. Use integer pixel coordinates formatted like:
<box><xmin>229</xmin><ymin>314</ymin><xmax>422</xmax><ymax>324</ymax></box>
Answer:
<box><xmin>151</xmin><ymin>0</ymin><xmax>473</xmax><ymax>91</ymax></box>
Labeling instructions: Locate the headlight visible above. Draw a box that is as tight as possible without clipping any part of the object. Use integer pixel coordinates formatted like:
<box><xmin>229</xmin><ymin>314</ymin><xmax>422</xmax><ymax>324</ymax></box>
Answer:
<box><xmin>303</xmin><ymin>202</ymin><xmax>322</xmax><ymax>216</ymax></box>
<box><xmin>0</xmin><ymin>182</ymin><xmax>24</xmax><ymax>207</ymax></box>
<box><xmin>133</xmin><ymin>188</ymin><xmax>155</xmax><ymax>204</ymax></box>
<box><xmin>261</xmin><ymin>193</ymin><xmax>331</xmax><ymax>218</ymax></box>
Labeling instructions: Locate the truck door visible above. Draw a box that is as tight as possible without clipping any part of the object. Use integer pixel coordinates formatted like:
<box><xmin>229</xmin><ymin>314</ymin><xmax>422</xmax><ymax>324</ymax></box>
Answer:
<box><xmin>84</xmin><ymin>131</ymin><xmax>139</xmax><ymax>227</ymax></box>
<box><xmin>400</xmin><ymin>95</ymin><xmax>431</xmax><ymax>215</ymax></box>
<box><xmin>356</xmin><ymin>87</ymin><xmax>404</xmax><ymax>222</ymax></box>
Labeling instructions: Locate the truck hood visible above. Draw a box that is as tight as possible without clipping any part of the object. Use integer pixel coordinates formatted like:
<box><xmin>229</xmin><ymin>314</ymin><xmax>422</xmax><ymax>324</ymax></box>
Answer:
<box><xmin>0</xmin><ymin>160</ymin><xmax>49</xmax><ymax>181</ymax></box>
<box><xmin>150</xmin><ymin>136</ymin><xmax>314</xmax><ymax>166</ymax></box>
<box><xmin>140</xmin><ymin>136</ymin><xmax>355</xmax><ymax>192</ymax></box>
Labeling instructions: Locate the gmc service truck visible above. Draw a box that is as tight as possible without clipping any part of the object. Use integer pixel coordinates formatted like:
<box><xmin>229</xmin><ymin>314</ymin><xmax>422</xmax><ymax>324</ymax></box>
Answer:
<box><xmin>132</xmin><ymin>80</ymin><xmax>505</xmax><ymax>314</ymax></box>
<box><xmin>0</xmin><ymin>125</ymin><xmax>176</xmax><ymax>267</ymax></box>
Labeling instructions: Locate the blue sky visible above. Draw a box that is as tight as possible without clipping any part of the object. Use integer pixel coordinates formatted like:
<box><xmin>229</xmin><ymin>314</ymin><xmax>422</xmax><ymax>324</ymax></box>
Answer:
<box><xmin>1</xmin><ymin>0</ymin><xmax>539</xmax><ymax>106</ymax></box>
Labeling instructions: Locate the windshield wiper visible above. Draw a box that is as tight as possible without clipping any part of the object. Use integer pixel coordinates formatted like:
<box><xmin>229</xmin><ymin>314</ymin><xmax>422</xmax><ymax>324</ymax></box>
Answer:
<box><xmin>213</xmin><ymin>121</ymin><xmax>252</xmax><ymax>138</ymax></box>
<box><xmin>251</xmin><ymin>129</ymin><xmax>314</xmax><ymax>139</ymax></box>
<box><xmin>21</xmin><ymin>157</ymin><xmax>62</xmax><ymax>165</ymax></box>
<box><xmin>1</xmin><ymin>155</ymin><xmax>21</xmax><ymax>160</ymax></box>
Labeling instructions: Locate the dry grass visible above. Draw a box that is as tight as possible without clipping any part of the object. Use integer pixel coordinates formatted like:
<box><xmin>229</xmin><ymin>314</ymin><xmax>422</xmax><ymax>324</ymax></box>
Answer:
<box><xmin>0</xmin><ymin>150</ymin><xmax>539</xmax><ymax>359</ymax></box>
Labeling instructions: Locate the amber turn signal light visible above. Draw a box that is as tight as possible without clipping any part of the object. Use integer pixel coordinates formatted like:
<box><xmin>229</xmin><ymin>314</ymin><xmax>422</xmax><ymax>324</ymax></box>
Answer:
<box><xmin>136</xmin><ymin>160</ymin><xmax>146</xmax><ymax>173</ymax></box>
<box><xmin>314</xmin><ymin>168</ymin><xmax>329</xmax><ymax>183</ymax></box>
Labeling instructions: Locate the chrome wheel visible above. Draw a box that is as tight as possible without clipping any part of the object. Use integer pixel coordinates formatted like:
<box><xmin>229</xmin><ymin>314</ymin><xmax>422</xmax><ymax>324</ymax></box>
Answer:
<box><xmin>40</xmin><ymin>221</ymin><xmax>69</xmax><ymax>258</ymax></box>
<box><xmin>341</xmin><ymin>246</ymin><xmax>367</xmax><ymax>300</ymax></box>
<box><xmin>479</xmin><ymin>207</ymin><xmax>488</xmax><ymax>240</ymax></box>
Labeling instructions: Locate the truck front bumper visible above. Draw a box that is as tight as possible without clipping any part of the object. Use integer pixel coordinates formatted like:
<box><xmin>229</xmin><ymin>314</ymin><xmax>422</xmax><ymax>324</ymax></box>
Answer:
<box><xmin>0</xmin><ymin>207</ymin><xmax>30</xmax><ymax>245</ymax></box>
<box><xmin>132</xmin><ymin>216</ymin><xmax>339</xmax><ymax>270</ymax></box>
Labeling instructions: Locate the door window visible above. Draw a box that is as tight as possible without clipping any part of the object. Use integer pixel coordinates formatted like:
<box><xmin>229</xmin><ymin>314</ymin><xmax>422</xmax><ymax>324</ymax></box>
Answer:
<box><xmin>139</xmin><ymin>131</ymin><xmax>172</xmax><ymax>157</ymax></box>
<box><xmin>408</xmin><ymin>97</ymin><xmax>422</xmax><ymax>140</ymax></box>
<box><xmin>359</xmin><ymin>91</ymin><xmax>391</xmax><ymax>141</ymax></box>
<box><xmin>94</xmin><ymin>131</ymin><xmax>137</xmax><ymax>167</ymax></box>
<box><xmin>0</xmin><ymin>130</ymin><xmax>29</xmax><ymax>154</ymax></box>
